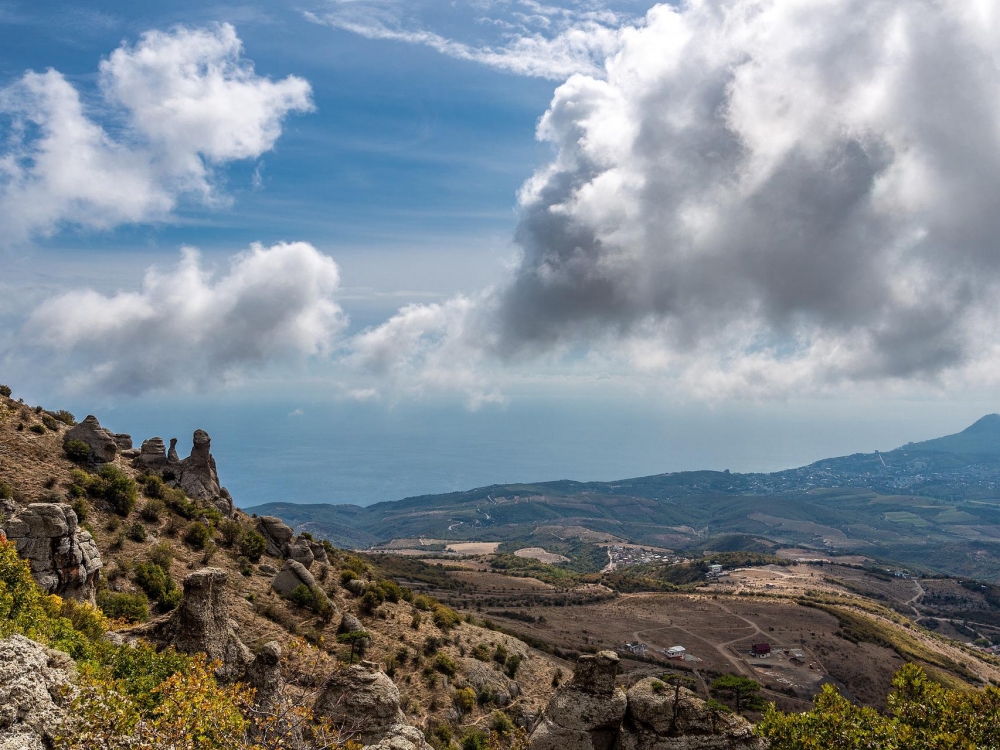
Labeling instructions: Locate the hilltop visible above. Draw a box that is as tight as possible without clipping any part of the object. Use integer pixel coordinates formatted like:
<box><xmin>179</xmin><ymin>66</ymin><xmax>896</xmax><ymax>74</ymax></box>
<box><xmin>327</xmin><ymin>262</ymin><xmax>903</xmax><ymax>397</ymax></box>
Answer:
<box><xmin>5</xmin><ymin>386</ymin><xmax>1000</xmax><ymax>749</ymax></box>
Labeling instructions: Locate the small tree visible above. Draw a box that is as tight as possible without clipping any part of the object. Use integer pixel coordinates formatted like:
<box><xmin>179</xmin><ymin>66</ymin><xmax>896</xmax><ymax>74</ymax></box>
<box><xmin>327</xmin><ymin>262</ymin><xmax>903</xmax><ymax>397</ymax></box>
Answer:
<box><xmin>710</xmin><ymin>674</ymin><xmax>762</xmax><ymax>715</ymax></box>
<box><xmin>336</xmin><ymin>630</ymin><xmax>369</xmax><ymax>664</ymax></box>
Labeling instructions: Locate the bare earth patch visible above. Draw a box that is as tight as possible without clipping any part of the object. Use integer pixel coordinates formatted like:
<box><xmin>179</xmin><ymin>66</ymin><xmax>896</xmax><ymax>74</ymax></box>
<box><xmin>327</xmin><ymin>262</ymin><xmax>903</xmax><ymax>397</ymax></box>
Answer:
<box><xmin>514</xmin><ymin>547</ymin><xmax>570</xmax><ymax>563</ymax></box>
<box><xmin>446</xmin><ymin>541</ymin><xmax>501</xmax><ymax>554</ymax></box>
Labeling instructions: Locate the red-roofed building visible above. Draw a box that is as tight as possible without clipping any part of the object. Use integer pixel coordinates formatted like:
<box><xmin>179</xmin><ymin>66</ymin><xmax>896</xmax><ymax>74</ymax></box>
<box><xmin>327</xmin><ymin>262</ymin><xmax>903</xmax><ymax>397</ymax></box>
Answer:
<box><xmin>751</xmin><ymin>643</ymin><xmax>771</xmax><ymax>657</ymax></box>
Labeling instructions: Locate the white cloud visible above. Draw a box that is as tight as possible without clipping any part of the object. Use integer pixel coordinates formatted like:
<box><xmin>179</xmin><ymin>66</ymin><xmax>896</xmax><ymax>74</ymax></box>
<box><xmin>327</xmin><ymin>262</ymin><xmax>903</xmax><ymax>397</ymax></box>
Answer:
<box><xmin>347</xmin><ymin>0</ymin><xmax>1000</xmax><ymax>403</ymax></box>
<box><xmin>0</xmin><ymin>23</ymin><xmax>312</xmax><ymax>241</ymax></box>
<box><xmin>304</xmin><ymin>1</ymin><xmax>630</xmax><ymax>79</ymax></box>
<box><xmin>26</xmin><ymin>242</ymin><xmax>345</xmax><ymax>394</ymax></box>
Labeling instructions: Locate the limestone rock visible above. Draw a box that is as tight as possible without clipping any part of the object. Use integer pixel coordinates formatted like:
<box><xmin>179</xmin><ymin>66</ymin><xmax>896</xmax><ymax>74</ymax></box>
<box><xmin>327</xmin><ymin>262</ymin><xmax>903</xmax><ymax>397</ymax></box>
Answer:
<box><xmin>137</xmin><ymin>437</ymin><xmax>170</xmax><ymax>471</ymax></box>
<box><xmin>1</xmin><ymin>503</ymin><xmax>102</xmax><ymax>602</ymax></box>
<box><xmin>314</xmin><ymin>664</ymin><xmax>410</xmax><ymax>745</ymax></box>
<box><xmin>0</xmin><ymin>636</ymin><xmax>74</xmax><ymax>750</ymax></box>
<box><xmin>459</xmin><ymin>658</ymin><xmax>521</xmax><ymax>706</ymax></box>
<box><xmin>528</xmin><ymin>651</ymin><xmax>626</xmax><ymax>750</ymax></box>
<box><xmin>272</xmin><ymin>560</ymin><xmax>333</xmax><ymax>613</ymax></box>
<box><xmin>310</xmin><ymin>541</ymin><xmax>329</xmax><ymax>565</ymax></box>
<box><xmin>346</xmin><ymin>578</ymin><xmax>368</xmax><ymax>597</ymax></box>
<box><xmin>63</xmin><ymin>415</ymin><xmax>118</xmax><ymax>463</ymax></box>
<box><xmin>135</xmin><ymin>431</ymin><xmax>234</xmax><ymax>516</ymax></box>
<box><xmin>257</xmin><ymin>516</ymin><xmax>295</xmax><ymax>557</ymax></box>
<box><xmin>288</xmin><ymin>537</ymin><xmax>315</xmax><ymax>568</ymax></box>
<box><xmin>113</xmin><ymin>433</ymin><xmax>133</xmax><ymax>450</ymax></box>
<box><xmin>363</xmin><ymin>724</ymin><xmax>434</xmax><ymax>750</ymax></box>
<box><xmin>338</xmin><ymin>613</ymin><xmax>364</xmax><ymax>635</ymax></box>
<box><xmin>616</xmin><ymin>679</ymin><xmax>765</xmax><ymax>750</ymax></box>
<box><xmin>147</xmin><ymin>568</ymin><xmax>251</xmax><ymax>682</ymax></box>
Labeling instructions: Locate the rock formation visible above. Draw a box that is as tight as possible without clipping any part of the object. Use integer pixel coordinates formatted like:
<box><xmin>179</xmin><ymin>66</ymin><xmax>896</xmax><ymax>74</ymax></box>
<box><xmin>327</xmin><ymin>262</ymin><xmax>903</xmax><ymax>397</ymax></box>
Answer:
<box><xmin>338</xmin><ymin>613</ymin><xmax>364</xmax><ymax>635</ymax></box>
<box><xmin>138</xmin><ymin>568</ymin><xmax>251</xmax><ymax>682</ymax></box>
<box><xmin>245</xmin><ymin>641</ymin><xmax>306</xmax><ymax>748</ymax></box>
<box><xmin>313</xmin><ymin>662</ymin><xmax>433</xmax><ymax>750</ymax></box>
<box><xmin>529</xmin><ymin>654</ymin><xmax>764</xmax><ymax>750</ymax></box>
<box><xmin>63</xmin><ymin>415</ymin><xmax>122</xmax><ymax>463</ymax></box>
<box><xmin>310</xmin><ymin>541</ymin><xmax>329</xmax><ymax>565</ymax></box>
<box><xmin>257</xmin><ymin>516</ymin><xmax>295</xmax><ymax>557</ymax></box>
<box><xmin>0</xmin><ymin>636</ymin><xmax>74</xmax><ymax>750</ymax></box>
<box><xmin>1</xmin><ymin>503</ymin><xmax>103</xmax><ymax>602</ymax></box>
<box><xmin>616</xmin><ymin>678</ymin><xmax>764</xmax><ymax>750</ymax></box>
<box><xmin>135</xmin><ymin>430</ymin><xmax>234</xmax><ymax>516</ymax></box>
<box><xmin>459</xmin><ymin>658</ymin><xmax>521</xmax><ymax>706</ymax></box>
<box><xmin>287</xmin><ymin>537</ymin><xmax>315</xmax><ymax>568</ymax></box>
<box><xmin>529</xmin><ymin>651</ymin><xmax>627</xmax><ymax>750</ymax></box>
<box><xmin>271</xmin><ymin>559</ymin><xmax>334</xmax><ymax>612</ymax></box>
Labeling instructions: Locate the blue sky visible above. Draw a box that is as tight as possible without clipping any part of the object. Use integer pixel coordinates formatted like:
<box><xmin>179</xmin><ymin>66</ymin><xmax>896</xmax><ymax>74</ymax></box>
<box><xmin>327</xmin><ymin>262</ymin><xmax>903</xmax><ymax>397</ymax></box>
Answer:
<box><xmin>4</xmin><ymin>0</ymin><xmax>1000</xmax><ymax>507</ymax></box>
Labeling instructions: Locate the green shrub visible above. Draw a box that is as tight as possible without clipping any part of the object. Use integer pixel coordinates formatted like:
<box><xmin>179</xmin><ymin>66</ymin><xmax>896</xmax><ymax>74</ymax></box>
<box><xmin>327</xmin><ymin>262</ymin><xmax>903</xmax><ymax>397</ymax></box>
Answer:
<box><xmin>340</xmin><ymin>570</ymin><xmax>357</xmax><ymax>585</ymax></box>
<box><xmin>41</xmin><ymin>414</ymin><xmax>59</xmax><ymax>431</ymax></box>
<box><xmin>453</xmin><ymin>687</ymin><xmax>476</xmax><ymax>715</ymax></box>
<box><xmin>360</xmin><ymin>589</ymin><xmax>384</xmax><ymax>615</ymax></box>
<box><xmin>505</xmin><ymin>653</ymin><xmax>521</xmax><ymax>678</ymax></box>
<box><xmin>141</xmin><ymin>474</ymin><xmax>165</xmax><ymax>498</ymax></box>
<box><xmin>140</xmin><ymin>498</ymin><xmax>165</xmax><ymax>522</ymax></box>
<box><xmin>490</xmin><ymin>710</ymin><xmax>515</xmax><ymax>735</ymax></box>
<box><xmin>97</xmin><ymin>590</ymin><xmax>150</xmax><ymax>623</ymax></box>
<box><xmin>218</xmin><ymin>519</ymin><xmax>243</xmax><ymax>547</ymax></box>
<box><xmin>237</xmin><ymin>556</ymin><xmax>254</xmax><ymax>577</ymax></box>
<box><xmin>433</xmin><ymin>605</ymin><xmax>462</xmax><ymax>631</ymax></box>
<box><xmin>290</xmin><ymin>584</ymin><xmax>318</xmax><ymax>609</ymax></box>
<box><xmin>29</xmin><ymin>424</ymin><xmax>45</xmax><ymax>435</ymax></box>
<box><xmin>413</xmin><ymin>595</ymin><xmax>434</xmax><ymax>611</ymax></box>
<box><xmin>0</xmin><ymin>480</ymin><xmax>11</xmax><ymax>500</ymax></box>
<box><xmin>0</xmin><ymin>384</ymin><xmax>11</xmax><ymax>398</ymax></box>
<box><xmin>184</xmin><ymin>522</ymin><xmax>212</xmax><ymax>550</ymax></box>
<box><xmin>433</xmin><ymin>652</ymin><xmax>458</xmax><ymax>677</ymax></box>
<box><xmin>134</xmin><ymin>562</ymin><xmax>180</xmax><ymax>609</ymax></box>
<box><xmin>461</xmin><ymin>728</ymin><xmax>488</xmax><ymax>750</ymax></box>
<box><xmin>97</xmin><ymin>465</ymin><xmax>138</xmax><ymax>516</ymax></box>
<box><xmin>127</xmin><ymin>522</ymin><xmax>147</xmax><ymax>543</ymax></box>
<box><xmin>238</xmin><ymin>530</ymin><xmax>267</xmax><ymax>563</ymax></box>
<box><xmin>53</xmin><ymin>410</ymin><xmax>76</xmax><ymax>426</ymax></box>
<box><xmin>148</xmin><ymin>541</ymin><xmax>173</xmax><ymax>572</ymax></box>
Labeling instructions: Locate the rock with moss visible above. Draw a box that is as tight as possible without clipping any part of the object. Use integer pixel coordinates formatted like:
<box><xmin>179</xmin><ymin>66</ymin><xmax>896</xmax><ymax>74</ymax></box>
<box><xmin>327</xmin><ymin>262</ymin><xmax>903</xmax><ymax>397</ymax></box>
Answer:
<box><xmin>62</xmin><ymin>415</ymin><xmax>120</xmax><ymax>463</ymax></box>
<box><xmin>1</xmin><ymin>503</ymin><xmax>103</xmax><ymax>603</ymax></box>
<box><xmin>459</xmin><ymin>658</ymin><xmax>521</xmax><ymax>706</ymax></box>
<box><xmin>616</xmin><ymin>678</ymin><xmax>764</xmax><ymax>750</ymax></box>
<box><xmin>314</xmin><ymin>662</ymin><xmax>432</xmax><ymax>750</ymax></box>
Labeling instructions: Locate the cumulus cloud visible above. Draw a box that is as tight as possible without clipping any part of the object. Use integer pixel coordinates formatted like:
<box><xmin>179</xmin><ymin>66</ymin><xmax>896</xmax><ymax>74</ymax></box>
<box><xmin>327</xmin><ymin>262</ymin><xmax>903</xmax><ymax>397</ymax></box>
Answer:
<box><xmin>26</xmin><ymin>242</ymin><xmax>345</xmax><ymax>394</ymax></box>
<box><xmin>0</xmin><ymin>23</ymin><xmax>312</xmax><ymax>240</ymax></box>
<box><xmin>304</xmin><ymin>1</ymin><xmax>629</xmax><ymax>79</ymax></box>
<box><xmin>354</xmin><ymin>0</ymin><xmax>1000</xmax><ymax>402</ymax></box>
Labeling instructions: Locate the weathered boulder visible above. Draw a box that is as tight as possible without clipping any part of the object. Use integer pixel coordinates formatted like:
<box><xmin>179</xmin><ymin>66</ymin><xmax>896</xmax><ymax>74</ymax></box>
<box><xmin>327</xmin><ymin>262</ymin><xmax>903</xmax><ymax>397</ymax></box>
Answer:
<box><xmin>364</xmin><ymin>724</ymin><xmax>434</xmax><ymax>750</ymax></box>
<box><xmin>0</xmin><ymin>636</ymin><xmax>74</xmax><ymax>750</ymax></box>
<box><xmin>113</xmin><ymin>433</ymin><xmax>133</xmax><ymax>450</ymax></box>
<box><xmin>245</xmin><ymin>641</ymin><xmax>307</xmax><ymax>748</ymax></box>
<box><xmin>272</xmin><ymin>560</ymin><xmax>334</xmax><ymax>612</ymax></box>
<box><xmin>177</xmin><ymin>430</ymin><xmax>233</xmax><ymax>516</ymax></box>
<box><xmin>616</xmin><ymin>679</ymin><xmax>764</xmax><ymax>750</ymax></box>
<box><xmin>314</xmin><ymin>663</ymin><xmax>431</xmax><ymax>750</ymax></box>
<box><xmin>63</xmin><ymin>415</ymin><xmax>119</xmax><ymax>463</ymax></box>
<box><xmin>137</xmin><ymin>437</ymin><xmax>170</xmax><ymax>471</ymax></box>
<box><xmin>143</xmin><ymin>568</ymin><xmax>251</xmax><ymax>682</ymax></box>
<box><xmin>459</xmin><ymin>658</ymin><xmax>521</xmax><ymax>706</ymax></box>
<box><xmin>528</xmin><ymin>651</ymin><xmax>627</xmax><ymax>750</ymax></box>
<box><xmin>346</xmin><ymin>578</ymin><xmax>368</xmax><ymax>597</ymax></box>
<box><xmin>257</xmin><ymin>516</ymin><xmax>295</xmax><ymax>557</ymax></box>
<box><xmin>287</xmin><ymin>537</ymin><xmax>315</xmax><ymax>568</ymax></box>
<box><xmin>338</xmin><ymin>613</ymin><xmax>364</xmax><ymax>635</ymax></box>
<box><xmin>1</xmin><ymin>503</ymin><xmax>102</xmax><ymax>602</ymax></box>
<box><xmin>134</xmin><ymin>431</ymin><xmax>234</xmax><ymax>516</ymax></box>
<box><xmin>310</xmin><ymin>541</ymin><xmax>330</xmax><ymax>565</ymax></box>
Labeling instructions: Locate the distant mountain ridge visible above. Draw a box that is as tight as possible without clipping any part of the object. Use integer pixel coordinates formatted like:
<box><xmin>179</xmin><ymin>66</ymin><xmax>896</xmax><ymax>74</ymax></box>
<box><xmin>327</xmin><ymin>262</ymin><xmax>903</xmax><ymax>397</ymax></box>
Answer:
<box><xmin>900</xmin><ymin>413</ymin><xmax>1000</xmax><ymax>455</ymax></box>
<box><xmin>248</xmin><ymin>414</ymin><xmax>1000</xmax><ymax>578</ymax></box>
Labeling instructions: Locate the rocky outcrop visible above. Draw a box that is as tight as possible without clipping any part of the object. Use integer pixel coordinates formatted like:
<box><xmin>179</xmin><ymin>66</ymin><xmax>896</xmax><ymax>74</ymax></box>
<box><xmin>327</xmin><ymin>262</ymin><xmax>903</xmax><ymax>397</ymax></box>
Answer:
<box><xmin>1</xmin><ymin>503</ymin><xmax>102</xmax><ymax>602</ymax></box>
<box><xmin>314</xmin><ymin>663</ymin><xmax>432</xmax><ymax>750</ymax></box>
<box><xmin>140</xmin><ymin>568</ymin><xmax>251</xmax><ymax>682</ymax></box>
<box><xmin>0</xmin><ymin>636</ymin><xmax>74</xmax><ymax>750</ymax></box>
<box><xmin>272</xmin><ymin>560</ymin><xmax>334</xmax><ymax>612</ymax></box>
<box><xmin>310</xmin><ymin>541</ymin><xmax>329</xmax><ymax>565</ymax></box>
<box><xmin>257</xmin><ymin>516</ymin><xmax>295</xmax><ymax>557</ymax></box>
<box><xmin>529</xmin><ymin>651</ymin><xmax>627</xmax><ymax>750</ymax></box>
<box><xmin>459</xmin><ymin>658</ymin><xmax>521</xmax><ymax>706</ymax></box>
<box><xmin>245</xmin><ymin>641</ymin><xmax>306</xmax><ymax>748</ymax></box>
<box><xmin>530</xmin><ymin>654</ymin><xmax>764</xmax><ymax>750</ymax></box>
<box><xmin>338</xmin><ymin>613</ymin><xmax>364</xmax><ymax>635</ymax></box>
<box><xmin>134</xmin><ymin>430</ymin><xmax>234</xmax><ymax>516</ymax></box>
<box><xmin>63</xmin><ymin>415</ymin><xmax>121</xmax><ymax>463</ymax></box>
<box><xmin>287</xmin><ymin>537</ymin><xmax>315</xmax><ymax>568</ymax></box>
<box><xmin>616</xmin><ymin>679</ymin><xmax>764</xmax><ymax>750</ymax></box>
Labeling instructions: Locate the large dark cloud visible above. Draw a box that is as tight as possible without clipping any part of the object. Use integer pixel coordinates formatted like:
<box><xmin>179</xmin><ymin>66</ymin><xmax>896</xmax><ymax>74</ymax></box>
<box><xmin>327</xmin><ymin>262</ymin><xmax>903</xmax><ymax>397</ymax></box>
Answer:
<box><xmin>487</xmin><ymin>0</ymin><xmax>1000</xmax><ymax>385</ymax></box>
